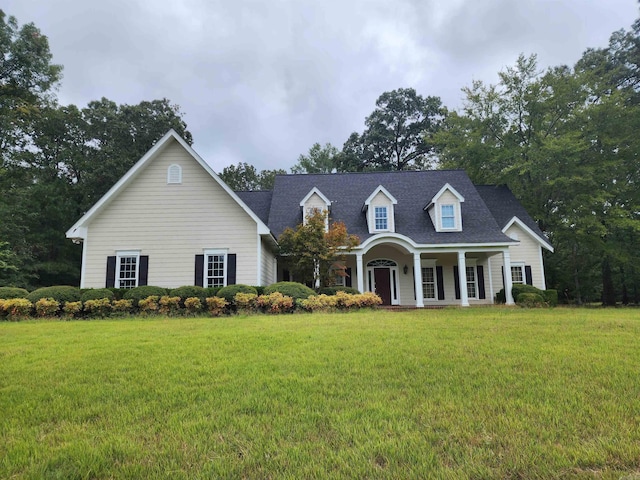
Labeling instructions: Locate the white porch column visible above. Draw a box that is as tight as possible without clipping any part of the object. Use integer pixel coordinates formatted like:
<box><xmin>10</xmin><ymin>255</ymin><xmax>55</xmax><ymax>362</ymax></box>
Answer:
<box><xmin>457</xmin><ymin>251</ymin><xmax>469</xmax><ymax>307</ymax></box>
<box><xmin>356</xmin><ymin>253</ymin><xmax>364</xmax><ymax>293</ymax></box>
<box><xmin>413</xmin><ymin>253</ymin><xmax>424</xmax><ymax>308</ymax></box>
<box><xmin>503</xmin><ymin>249</ymin><xmax>514</xmax><ymax>305</ymax></box>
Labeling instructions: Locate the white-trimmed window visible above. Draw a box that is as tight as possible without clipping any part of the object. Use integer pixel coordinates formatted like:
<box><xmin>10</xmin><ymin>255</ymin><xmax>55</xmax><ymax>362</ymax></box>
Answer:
<box><xmin>204</xmin><ymin>250</ymin><xmax>227</xmax><ymax>288</ymax></box>
<box><xmin>466</xmin><ymin>266</ymin><xmax>477</xmax><ymax>299</ymax></box>
<box><xmin>116</xmin><ymin>251</ymin><xmax>140</xmax><ymax>288</ymax></box>
<box><xmin>374</xmin><ymin>206</ymin><xmax>388</xmax><ymax>231</ymax></box>
<box><xmin>167</xmin><ymin>164</ymin><xmax>182</xmax><ymax>184</ymax></box>
<box><xmin>511</xmin><ymin>264</ymin><xmax>525</xmax><ymax>284</ymax></box>
<box><xmin>441</xmin><ymin>204</ymin><xmax>455</xmax><ymax>229</ymax></box>
<box><xmin>421</xmin><ymin>266</ymin><xmax>436</xmax><ymax>300</ymax></box>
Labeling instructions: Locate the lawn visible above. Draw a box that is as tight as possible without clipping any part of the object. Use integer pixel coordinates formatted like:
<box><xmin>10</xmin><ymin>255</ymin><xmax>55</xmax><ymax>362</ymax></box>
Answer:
<box><xmin>1</xmin><ymin>308</ymin><xmax>639</xmax><ymax>479</ymax></box>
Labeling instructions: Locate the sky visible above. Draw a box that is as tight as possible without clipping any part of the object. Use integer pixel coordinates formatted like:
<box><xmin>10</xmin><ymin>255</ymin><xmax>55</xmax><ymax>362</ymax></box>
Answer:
<box><xmin>4</xmin><ymin>0</ymin><xmax>639</xmax><ymax>172</ymax></box>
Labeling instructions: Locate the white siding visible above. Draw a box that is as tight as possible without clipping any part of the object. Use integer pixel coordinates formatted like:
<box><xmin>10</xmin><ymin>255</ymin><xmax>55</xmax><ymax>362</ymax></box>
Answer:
<box><xmin>83</xmin><ymin>139</ymin><xmax>259</xmax><ymax>288</ymax></box>
<box><xmin>368</xmin><ymin>191</ymin><xmax>395</xmax><ymax>232</ymax></box>
<box><xmin>490</xmin><ymin>224</ymin><xmax>546</xmax><ymax>291</ymax></box>
<box><xmin>260</xmin><ymin>238</ymin><xmax>276</xmax><ymax>286</ymax></box>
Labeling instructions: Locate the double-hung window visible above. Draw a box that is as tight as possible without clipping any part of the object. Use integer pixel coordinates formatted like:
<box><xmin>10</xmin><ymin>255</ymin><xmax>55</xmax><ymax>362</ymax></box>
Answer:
<box><xmin>441</xmin><ymin>204</ymin><xmax>455</xmax><ymax>229</ymax></box>
<box><xmin>466</xmin><ymin>266</ymin><xmax>477</xmax><ymax>299</ymax></box>
<box><xmin>374</xmin><ymin>206</ymin><xmax>388</xmax><ymax>231</ymax></box>
<box><xmin>205</xmin><ymin>251</ymin><xmax>227</xmax><ymax>288</ymax></box>
<box><xmin>421</xmin><ymin>266</ymin><xmax>436</xmax><ymax>300</ymax></box>
<box><xmin>116</xmin><ymin>251</ymin><xmax>139</xmax><ymax>288</ymax></box>
<box><xmin>511</xmin><ymin>265</ymin><xmax>525</xmax><ymax>284</ymax></box>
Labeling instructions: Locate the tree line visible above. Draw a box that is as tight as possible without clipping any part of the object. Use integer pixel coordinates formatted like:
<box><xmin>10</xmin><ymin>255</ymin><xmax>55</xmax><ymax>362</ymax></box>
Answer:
<box><xmin>1</xmin><ymin>8</ymin><xmax>638</xmax><ymax>304</ymax></box>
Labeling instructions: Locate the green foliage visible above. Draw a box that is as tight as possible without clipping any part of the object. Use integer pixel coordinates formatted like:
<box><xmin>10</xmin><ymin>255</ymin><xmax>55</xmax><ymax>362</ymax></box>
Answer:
<box><xmin>27</xmin><ymin>286</ymin><xmax>81</xmax><ymax>304</ymax></box>
<box><xmin>204</xmin><ymin>286</ymin><xmax>222</xmax><ymax>297</ymax></box>
<box><xmin>338</xmin><ymin>88</ymin><xmax>444</xmax><ymax>171</ymax></box>
<box><xmin>169</xmin><ymin>286</ymin><xmax>207</xmax><ymax>300</ymax></box>
<box><xmin>264</xmin><ymin>282</ymin><xmax>316</xmax><ymax>301</ymax></box>
<box><xmin>80</xmin><ymin>288</ymin><xmax>115</xmax><ymax>302</ymax></box>
<box><xmin>0</xmin><ymin>287</ymin><xmax>29</xmax><ymax>299</ymax></box>
<box><xmin>512</xmin><ymin>284</ymin><xmax>545</xmax><ymax>300</ymax></box>
<box><xmin>291</xmin><ymin>142</ymin><xmax>339</xmax><ymax>174</ymax></box>
<box><xmin>516</xmin><ymin>292</ymin><xmax>547</xmax><ymax>308</ymax></box>
<box><xmin>218</xmin><ymin>162</ymin><xmax>286</xmax><ymax>191</ymax></box>
<box><xmin>543</xmin><ymin>289</ymin><xmax>558</xmax><ymax>307</ymax></box>
<box><xmin>318</xmin><ymin>286</ymin><xmax>360</xmax><ymax>296</ymax></box>
<box><xmin>122</xmin><ymin>286</ymin><xmax>167</xmax><ymax>306</ymax></box>
<box><xmin>216</xmin><ymin>284</ymin><xmax>258</xmax><ymax>305</ymax></box>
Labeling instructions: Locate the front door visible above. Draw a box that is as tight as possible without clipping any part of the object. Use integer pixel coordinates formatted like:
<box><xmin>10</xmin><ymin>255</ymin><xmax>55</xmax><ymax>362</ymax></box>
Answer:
<box><xmin>374</xmin><ymin>267</ymin><xmax>392</xmax><ymax>305</ymax></box>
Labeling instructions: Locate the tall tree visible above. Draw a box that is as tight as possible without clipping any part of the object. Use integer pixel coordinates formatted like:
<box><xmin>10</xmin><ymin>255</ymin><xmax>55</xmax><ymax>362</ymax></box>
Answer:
<box><xmin>291</xmin><ymin>142</ymin><xmax>339</xmax><ymax>174</ymax></box>
<box><xmin>339</xmin><ymin>88</ymin><xmax>444</xmax><ymax>171</ymax></box>
<box><xmin>219</xmin><ymin>162</ymin><xmax>286</xmax><ymax>191</ymax></box>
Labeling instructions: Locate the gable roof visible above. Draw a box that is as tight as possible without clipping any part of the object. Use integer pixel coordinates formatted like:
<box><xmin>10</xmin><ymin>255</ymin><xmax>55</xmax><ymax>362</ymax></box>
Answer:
<box><xmin>265</xmin><ymin>170</ymin><xmax>515</xmax><ymax>245</ymax></box>
<box><xmin>475</xmin><ymin>185</ymin><xmax>553</xmax><ymax>251</ymax></box>
<box><xmin>66</xmin><ymin>129</ymin><xmax>271</xmax><ymax>240</ymax></box>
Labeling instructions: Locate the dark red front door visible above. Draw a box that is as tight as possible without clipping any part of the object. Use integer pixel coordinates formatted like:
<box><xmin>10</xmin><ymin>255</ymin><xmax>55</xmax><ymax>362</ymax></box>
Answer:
<box><xmin>374</xmin><ymin>268</ymin><xmax>392</xmax><ymax>305</ymax></box>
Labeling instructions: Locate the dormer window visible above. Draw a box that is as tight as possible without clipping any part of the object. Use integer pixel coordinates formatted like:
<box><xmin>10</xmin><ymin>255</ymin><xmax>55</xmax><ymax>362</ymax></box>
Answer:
<box><xmin>374</xmin><ymin>206</ymin><xmax>388</xmax><ymax>231</ymax></box>
<box><xmin>425</xmin><ymin>183</ymin><xmax>465</xmax><ymax>232</ymax></box>
<box><xmin>300</xmin><ymin>187</ymin><xmax>331</xmax><ymax>230</ymax></box>
<box><xmin>441</xmin><ymin>204</ymin><xmax>455</xmax><ymax>229</ymax></box>
<box><xmin>364</xmin><ymin>185</ymin><xmax>397</xmax><ymax>234</ymax></box>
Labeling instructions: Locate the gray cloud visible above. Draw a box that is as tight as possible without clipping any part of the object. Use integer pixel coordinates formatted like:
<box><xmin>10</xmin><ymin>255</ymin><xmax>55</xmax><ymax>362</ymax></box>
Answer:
<box><xmin>4</xmin><ymin>0</ymin><xmax>638</xmax><ymax>172</ymax></box>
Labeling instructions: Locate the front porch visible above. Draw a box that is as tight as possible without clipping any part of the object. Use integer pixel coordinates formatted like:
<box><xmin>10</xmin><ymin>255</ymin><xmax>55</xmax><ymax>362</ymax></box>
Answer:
<box><xmin>343</xmin><ymin>236</ymin><xmax>515</xmax><ymax>308</ymax></box>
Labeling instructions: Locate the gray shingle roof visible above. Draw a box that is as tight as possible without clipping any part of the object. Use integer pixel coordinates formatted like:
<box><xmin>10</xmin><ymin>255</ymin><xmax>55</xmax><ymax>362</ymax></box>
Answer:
<box><xmin>235</xmin><ymin>170</ymin><xmax>531</xmax><ymax>246</ymax></box>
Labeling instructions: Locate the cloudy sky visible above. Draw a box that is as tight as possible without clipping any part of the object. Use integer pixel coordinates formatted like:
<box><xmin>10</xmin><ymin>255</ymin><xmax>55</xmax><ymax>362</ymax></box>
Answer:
<box><xmin>4</xmin><ymin>0</ymin><xmax>638</xmax><ymax>171</ymax></box>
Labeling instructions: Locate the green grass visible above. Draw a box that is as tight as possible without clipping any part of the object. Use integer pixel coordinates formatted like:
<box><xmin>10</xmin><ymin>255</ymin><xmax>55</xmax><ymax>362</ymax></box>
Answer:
<box><xmin>1</xmin><ymin>308</ymin><xmax>639</xmax><ymax>479</ymax></box>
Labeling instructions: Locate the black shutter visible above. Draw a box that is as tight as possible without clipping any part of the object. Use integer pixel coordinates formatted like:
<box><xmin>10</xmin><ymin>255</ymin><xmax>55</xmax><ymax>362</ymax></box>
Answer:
<box><xmin>477</xmin><ymin>265</ymin><xmax>486</xmax><ymax>299</ymax></box>
<box><xmin>106</xmin><ymin>256</ymin><xmax>116</xmax><ymax>288</ymax></box>
<box><xmin>138</xmin><ymin>256</ymin><xmax>149</xmax><ymax>286</ymax></box>
<box><xmin>345</xmin><ymin>267</ymin><xmax>352</xmax><ymax>287</ymax></box>
<box><xmin>413</xmin><ymin>267</ymin><xmax>416</xmax><ymax>300</ymax></box>
<box><xmin>501</xmin><ymin>266</ymin><xmax>505</xmax><ymax>288</ymax></box>
<box><xmin>227</xmin><ymin>254</ymin><xmax>237</xmax><ymax>285</ymax></box>
<box><xmin>453</xmin><ymin>266</ymin><xmax>460</xmax><ymax>300</ymax></box>
<box><xmin>525</xmin><ymin>265</ymin><xmax>533</xmax><ymax>285</ymax></box>
<box><xmin>195</xmin><ymin>254</ymin><xmax>204</xmax><ymax>287</ymax></box>
<box><xmin>436</xmin><ymin>266</ymin><xmax>445</xmax><ymax>300</ymax></box>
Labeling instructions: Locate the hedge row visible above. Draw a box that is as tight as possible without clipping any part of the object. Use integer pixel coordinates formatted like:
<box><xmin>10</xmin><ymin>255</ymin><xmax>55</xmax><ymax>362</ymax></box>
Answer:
<box><xmin>0</xmin><ymin>282</ymin><xmax>383</xmax><ymax>320</ymax></box>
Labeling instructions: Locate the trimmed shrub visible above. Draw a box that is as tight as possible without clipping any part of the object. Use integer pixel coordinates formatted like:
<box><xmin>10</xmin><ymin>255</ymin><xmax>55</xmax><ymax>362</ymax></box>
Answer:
<box><xmin>123</xmin><ymin>286</ymin><xmax>167</xmax><ymax>306</ymax></box>
<box><xmin>543</xmin><ymin>289</ymin><xmax>558</xmax><ymax>307</ymax></box>
<box><xmin>184</xmin><ymin>297</ymin><xmax>203</xmax><ymax>314</ymax></box>
<box><xmin>81</xmin><ymin>288</ymin><xmax>115</xmax><ymax>302</ymax></box>
<box><xmin>169</xmin><ymin>286</ymin><xmax>207</xmax><ymax>301</ymax></box>
<box><xmin>27</xmin><ymin>286</ymin><xmax>81</xmax><ymax>304</ymax></box>
<box><xmin>108</xmin><ymin>288</ymin><xmax>125</xmax><ymax>300</ymax></box>
<box><xmin>2</xmin><ymin>298</ymin><xmax>33</xmax><ymax>319</ymax></box>
<box><xmin>35</xmin><ymin>298</ymin><xmax>60</xmax><ymax>317</ymax></box>
<box><xmin>234</xmin><ymin>292</ymin><xmax>258</xmax><ymax>313</ymax></box>
<box><xmin>495</xmin><ymin>289</ymin><xmax>506</xmax><ymax>304</ymax></box>
<box><xmin>0</xmin><ymin>287</ymin><xmax>29</xmax><ymax>299</ymax></box>
<box><xmin>217</xmin><ymin>284</ymin><xmax>258</xmax><ymax>305</ymax></box>
<box><xmin>512</xmin><ymin>284</ymin><xmax>544</xmax><ymax>300</ymax></box>
<box><xmin>84</xmin><ymin>298</ymin><xmax>112</xmax><ymax>317</ymax></box>
<box><xmin>517</xmin><ymin>292</ymin><xmax>546</xmax><ymax>308</ymax></box>
<box><xmin>204</xmin><ymin>286</ymin><xmax>222</xmax><ymax>298</ymax></box>
<box><xmin>63</xmin><ymin>301</ymin><xmax>83</xmax><ymax>318</ymax></box>
<box><xmin>112</xmin><ymin>299</ymin><xmax>133</xmax><ymax>315</ymax></box>
<box><xmin>252</xmin><ymin>286</ymin><xmax>266</xmax><ymax>296</ymax></box>
<box><xmin>319</xmin><ymin>286</ymin><xmax>360</xmax><ymax>296</ymax></box>
<box><xmin>205</xmin><ymin>297</ymin><xmax>227</xmax><ymax>316</ymax></box>
<box><xmin>256</xmin><ymin>292</ymin><xmax>295</xmax><ymax>314</ymax></box>
<box><xmin>264</xmin><ymin>282</ymin><xmax>315</xmax><ymax>301</ymax></box>
<box><xmin>138</xmin><ymin>296</ymin><xmax>160</xmax><ymax>314</ymax></box>
<box><xmin>300</xmin><ymin>294</ymin><xmax>338</xmax><ymax>312</ymax></box>
<box><xmin>159</xmin><ymin>296</ymin><xmax>181</xmax><ymax>315</ymax></box>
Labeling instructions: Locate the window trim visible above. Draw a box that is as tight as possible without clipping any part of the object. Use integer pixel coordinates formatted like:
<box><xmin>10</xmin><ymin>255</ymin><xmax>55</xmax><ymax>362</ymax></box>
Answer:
<box><xmin>116</xmin><ymin>250</ymin><xmax>140</xmax><ymax>289</ymax></box>
<box><xmin>465</xmin><ymin>265</ymin><xmax>477</xmax><ymax>300</ymax></box>
<box><xmin>510</xmin><ymin>263</ymin><xmax>525</xmax><ymax>285</ymax></box>
<box><xmin>374</xmin><ymin>206</ymin><xmax>388</xmax><ymax>231</ymax></box>
<box><xmin>203</xmin><ymin>249</ymin><xmax>228</xmax><ymax>288</ymax></box>
<box><xmin>440</xmin><ymin>204</ymin><xmax>456</xmax><ymax>229</ymax></box>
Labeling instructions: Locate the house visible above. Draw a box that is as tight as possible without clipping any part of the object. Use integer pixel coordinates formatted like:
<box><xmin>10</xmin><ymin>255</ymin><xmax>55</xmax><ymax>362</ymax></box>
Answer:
<box><xmin>66</xmin><ymin>130</ymin><xmax>553</xmax><ymax>306</ymax></box>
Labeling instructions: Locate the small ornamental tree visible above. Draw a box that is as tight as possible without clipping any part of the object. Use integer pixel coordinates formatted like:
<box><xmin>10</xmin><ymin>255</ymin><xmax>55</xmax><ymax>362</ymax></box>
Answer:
<box><xmin>278</xmin><ymin>210</ymin><xmax>359</xmax><ymax>289</ymax></box>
